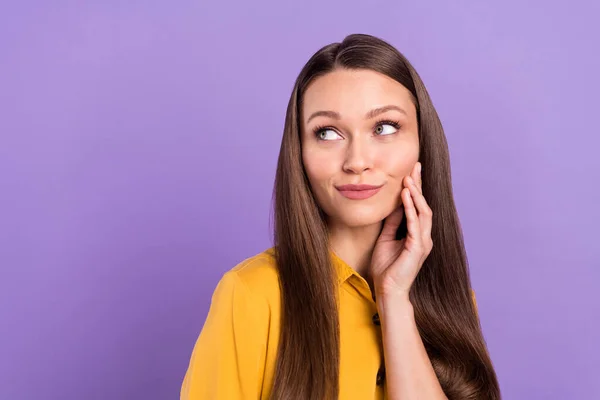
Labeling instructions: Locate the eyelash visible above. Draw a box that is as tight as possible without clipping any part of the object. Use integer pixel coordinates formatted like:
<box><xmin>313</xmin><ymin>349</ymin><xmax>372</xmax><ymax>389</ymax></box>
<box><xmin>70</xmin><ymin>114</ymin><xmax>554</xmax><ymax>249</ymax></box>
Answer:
<box><xmin>312</xmin><ymin>119</ymin><xmax>402</xmax><ymax>140</ymax></box>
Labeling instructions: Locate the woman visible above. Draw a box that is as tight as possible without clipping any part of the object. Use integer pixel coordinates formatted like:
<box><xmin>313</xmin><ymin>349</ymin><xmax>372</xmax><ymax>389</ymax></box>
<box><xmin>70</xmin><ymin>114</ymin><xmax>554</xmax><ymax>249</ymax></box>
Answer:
<box><xmin>181</xmin><ymin>33</ymin><xmax>500</xmax><ymax>399</ymax></box>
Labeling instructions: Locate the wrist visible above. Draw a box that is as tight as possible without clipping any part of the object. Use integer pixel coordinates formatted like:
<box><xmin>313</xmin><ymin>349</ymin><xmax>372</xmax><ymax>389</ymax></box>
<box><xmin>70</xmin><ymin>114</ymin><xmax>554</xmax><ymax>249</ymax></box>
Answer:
<box><xmin>374</xmin><ymin>284</ymin><xmax>411</xmax><ymax>303</ymax></box>
<box><xmin>375</xmin><ymin>290</ymin><xmax>414</xmax><ymax>315</ymax></box>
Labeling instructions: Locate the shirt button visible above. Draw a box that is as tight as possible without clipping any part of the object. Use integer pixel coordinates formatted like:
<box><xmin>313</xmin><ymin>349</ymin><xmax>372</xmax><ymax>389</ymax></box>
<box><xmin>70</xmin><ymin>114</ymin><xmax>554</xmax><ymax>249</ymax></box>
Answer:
<box><xmin>376</xmin><ymin>366</ymin><xmax>385</xmax><ymax>386</ymax></box>
<box><xmin>372</xmin><ymin>312</ymin><xmax>380</xmax><ymax>326</ymax></box>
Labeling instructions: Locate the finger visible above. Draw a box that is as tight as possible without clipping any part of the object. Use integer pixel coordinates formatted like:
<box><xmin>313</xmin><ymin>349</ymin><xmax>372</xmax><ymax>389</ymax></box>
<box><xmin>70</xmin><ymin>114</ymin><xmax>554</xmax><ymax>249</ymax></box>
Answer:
<box><xmin>378</xmin><ymin>204</ymin><xmax>404</xmax><ymax>242</ymax></box>
<box><xmin>406</xmin><ymin>176</ymin><xmax>433</xmax><ymax>241</ymax></box>
<box><xmin>402</xmin><ymin>185</ymin><xmax>422</xmax><ymax>243</ymax></box>
<box><xmin>417</xmin><ymin>162</ymin><xmax>423</xmax><ymax>193</ymax></box>
<box><xmin>411</xmin><ymin>162</ymin><xmax>422</xmax><ymax>194</ymax></box>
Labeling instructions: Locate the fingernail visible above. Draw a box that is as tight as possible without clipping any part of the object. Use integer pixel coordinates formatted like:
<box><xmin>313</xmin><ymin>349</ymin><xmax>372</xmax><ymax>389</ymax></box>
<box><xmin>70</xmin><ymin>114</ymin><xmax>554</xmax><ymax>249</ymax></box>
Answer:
<box><xmin>418</xmin><ymin>162</ymin><xmax>422</xmax><ymax>175</ymax></box>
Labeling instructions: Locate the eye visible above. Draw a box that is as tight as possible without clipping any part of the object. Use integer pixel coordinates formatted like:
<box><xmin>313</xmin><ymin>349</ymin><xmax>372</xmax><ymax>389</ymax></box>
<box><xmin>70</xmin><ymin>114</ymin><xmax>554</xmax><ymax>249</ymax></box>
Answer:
<box><xmin>374</xmin><ymin>121</ymin><xmax>401</xmax><ymax>136</ymax></box>
<box><xmin>314</xmin><ymin>127</ymin><xmax>343</xmax><ymax>141</ymax></box>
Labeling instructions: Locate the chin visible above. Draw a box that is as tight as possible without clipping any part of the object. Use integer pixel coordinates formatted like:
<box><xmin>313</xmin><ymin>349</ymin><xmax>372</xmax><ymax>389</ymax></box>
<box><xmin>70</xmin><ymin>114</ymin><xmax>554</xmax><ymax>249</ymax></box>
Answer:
<box><xmin>329</xmin><ymin>206</ymin><xmax>390</xmax><ymax>229</ymax></box>
<box><xmin>338</xmin><ymin>217</ymin><xmax>382</xmax><ymax>228</ymax></box>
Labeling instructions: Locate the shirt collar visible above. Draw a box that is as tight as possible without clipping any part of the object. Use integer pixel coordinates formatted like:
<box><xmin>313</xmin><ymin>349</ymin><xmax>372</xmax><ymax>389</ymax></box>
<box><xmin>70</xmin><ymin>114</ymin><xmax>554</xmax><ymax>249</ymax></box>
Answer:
<box><xmin>330</xmin><ymin>249</ymin><xmax>356</xmax><ymax>285</ymax></box>
<box><xmin>267</xmin><ymin>246</ymin><xmax>357</xmax><ymax>285</ymax></box>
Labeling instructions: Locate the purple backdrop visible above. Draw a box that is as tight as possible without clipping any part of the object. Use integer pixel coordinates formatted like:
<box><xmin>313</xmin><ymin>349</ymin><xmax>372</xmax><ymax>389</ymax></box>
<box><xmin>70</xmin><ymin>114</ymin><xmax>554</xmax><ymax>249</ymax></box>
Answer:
<box><xmin>1</xmin><ymin>1</ymin><xmax>598</xmax><ymax>399</ymax></box>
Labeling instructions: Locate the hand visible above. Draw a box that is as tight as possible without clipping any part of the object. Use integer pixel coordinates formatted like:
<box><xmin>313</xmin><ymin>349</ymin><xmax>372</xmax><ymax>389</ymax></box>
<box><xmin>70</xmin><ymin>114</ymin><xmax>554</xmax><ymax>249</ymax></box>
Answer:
<box><xmin>369</xmin><ymin>162</ymin><xmax>433</xmax><ymax>299</ymax></box>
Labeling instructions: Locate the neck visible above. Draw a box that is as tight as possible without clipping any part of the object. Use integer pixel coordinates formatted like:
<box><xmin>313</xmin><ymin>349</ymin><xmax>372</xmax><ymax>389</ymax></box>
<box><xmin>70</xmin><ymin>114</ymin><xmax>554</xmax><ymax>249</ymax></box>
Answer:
<box><xmin>327</xmin><ymin>219</ymin><xmax>383</xmax><ymax>282</ymax></box>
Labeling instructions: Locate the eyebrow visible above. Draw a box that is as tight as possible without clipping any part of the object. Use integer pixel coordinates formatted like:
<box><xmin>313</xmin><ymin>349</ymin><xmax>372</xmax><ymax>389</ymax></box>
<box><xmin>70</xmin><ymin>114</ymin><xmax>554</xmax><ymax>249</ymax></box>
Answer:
<box><xmin>306</xmin><ymin>105</ymin><xmax>407</xmax><ymax>124</ymax></box>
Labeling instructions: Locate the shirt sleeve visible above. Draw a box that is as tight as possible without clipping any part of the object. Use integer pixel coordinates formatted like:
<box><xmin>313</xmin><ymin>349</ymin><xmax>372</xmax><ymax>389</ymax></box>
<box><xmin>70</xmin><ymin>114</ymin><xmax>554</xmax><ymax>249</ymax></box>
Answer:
<box><xmin>180</xmin><ymin>271</ymin><xmax>267</xmax><ymax>400</ymax></box>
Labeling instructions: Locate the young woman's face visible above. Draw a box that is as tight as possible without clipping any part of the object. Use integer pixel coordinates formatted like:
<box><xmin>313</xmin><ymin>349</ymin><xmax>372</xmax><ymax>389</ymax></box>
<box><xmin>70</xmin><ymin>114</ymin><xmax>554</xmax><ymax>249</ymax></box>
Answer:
<box><xmin>301</xmin><ymin>68</ymin><xmax>420</xmax><ymax>228</ymax></box>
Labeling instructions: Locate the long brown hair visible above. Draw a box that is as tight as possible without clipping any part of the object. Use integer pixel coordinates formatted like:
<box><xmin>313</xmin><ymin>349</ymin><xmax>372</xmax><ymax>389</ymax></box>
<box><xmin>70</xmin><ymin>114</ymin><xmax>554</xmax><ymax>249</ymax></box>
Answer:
<box><xmin>271</xmin><ymin>33</ymin><xmax>500</xmax><ymax>400</ymax></box>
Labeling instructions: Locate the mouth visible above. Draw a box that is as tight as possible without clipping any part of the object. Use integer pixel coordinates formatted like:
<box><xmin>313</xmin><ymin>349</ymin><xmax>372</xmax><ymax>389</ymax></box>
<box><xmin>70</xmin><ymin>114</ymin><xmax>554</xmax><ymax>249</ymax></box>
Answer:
<box><xmin>335</xmin><ymin>184</ymin><xmax>384</xmax><ymax>200</ymax></box>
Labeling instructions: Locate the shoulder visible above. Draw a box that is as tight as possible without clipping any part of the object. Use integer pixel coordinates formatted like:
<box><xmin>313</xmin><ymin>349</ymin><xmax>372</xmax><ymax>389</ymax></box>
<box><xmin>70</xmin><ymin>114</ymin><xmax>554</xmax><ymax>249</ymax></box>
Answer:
<box><xmin>230</xmin><ymin>247</ymin><xmax>279</xmax><ymax>286</ymax></box>
<box><xmin>220</xmin><ymin>247</ymin><xmax>281</xmax><ymax>305</ymax></box>
<box><xmin>471</xmin><ymin>289</ymin><xmax>478</xmax><ymax>315</ymax></box>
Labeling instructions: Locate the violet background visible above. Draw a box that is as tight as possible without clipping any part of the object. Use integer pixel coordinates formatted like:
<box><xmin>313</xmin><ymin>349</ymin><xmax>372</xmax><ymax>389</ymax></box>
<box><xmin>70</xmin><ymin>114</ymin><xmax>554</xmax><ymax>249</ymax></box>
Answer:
<box><xmin>1</xmin><ymin>1</ymin><xmax>599</xmax><ymax>399</ymax></box>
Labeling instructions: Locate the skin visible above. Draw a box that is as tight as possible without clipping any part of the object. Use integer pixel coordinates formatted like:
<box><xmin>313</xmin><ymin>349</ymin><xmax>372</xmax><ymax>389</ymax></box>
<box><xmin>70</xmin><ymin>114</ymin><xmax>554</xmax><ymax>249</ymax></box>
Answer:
<box><xmin>301</xmin><ymin>68</ymin><xmax>447</xmax><ymax>399</ymax></box>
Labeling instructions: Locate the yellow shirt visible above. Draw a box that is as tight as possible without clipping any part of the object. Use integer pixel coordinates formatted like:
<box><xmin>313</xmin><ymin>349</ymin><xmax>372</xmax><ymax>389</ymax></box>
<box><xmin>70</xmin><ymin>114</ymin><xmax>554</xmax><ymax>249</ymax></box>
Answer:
<box><xmin>180</xmin><ymin>247</ymin><xmax>478</xmax><ymax>399</ymax></box>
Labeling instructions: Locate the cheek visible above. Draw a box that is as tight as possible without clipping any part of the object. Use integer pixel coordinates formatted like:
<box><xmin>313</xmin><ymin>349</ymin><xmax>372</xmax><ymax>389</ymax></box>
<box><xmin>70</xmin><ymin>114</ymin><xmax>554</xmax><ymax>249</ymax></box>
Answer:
<box><xmin>386</xmin><ymin>158</ymin><xmax>414</xmax><ymax>179</ymax></box>
<box><xmin>302</xmin><ymin>152</ymin><xmax>334</xmax><ymax>195</ymax></box>
<box><xmin>377</xmin><ymin>141</ymin><xmax>419</xmax><ymax>179</ymax></box>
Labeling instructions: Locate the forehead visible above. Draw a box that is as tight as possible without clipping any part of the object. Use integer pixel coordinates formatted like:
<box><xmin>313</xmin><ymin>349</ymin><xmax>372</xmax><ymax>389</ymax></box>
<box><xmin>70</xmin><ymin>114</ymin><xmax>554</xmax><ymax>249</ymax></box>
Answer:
<box><xmin>301</xmin><ymin>68</ymin><xmax>415</xmax><ymax>120</ymax></box>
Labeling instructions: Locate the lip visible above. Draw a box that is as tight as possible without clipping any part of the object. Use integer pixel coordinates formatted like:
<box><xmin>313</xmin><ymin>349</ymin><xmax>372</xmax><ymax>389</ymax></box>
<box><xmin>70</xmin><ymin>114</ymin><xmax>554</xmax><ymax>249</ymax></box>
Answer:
<box><xmin>336</xmin><ymin>184</ymin><xmax>384</xmax><ymax>200</ymax></box>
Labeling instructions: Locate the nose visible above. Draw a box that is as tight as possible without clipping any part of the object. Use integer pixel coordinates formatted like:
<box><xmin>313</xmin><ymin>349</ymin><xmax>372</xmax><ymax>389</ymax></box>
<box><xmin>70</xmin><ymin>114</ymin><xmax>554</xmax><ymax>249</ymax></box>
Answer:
<box><xmin>342</xmin><ymin>136</ymin><xmax>373</xmax><ymax>174</ymax></box>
